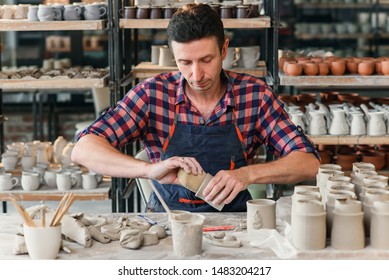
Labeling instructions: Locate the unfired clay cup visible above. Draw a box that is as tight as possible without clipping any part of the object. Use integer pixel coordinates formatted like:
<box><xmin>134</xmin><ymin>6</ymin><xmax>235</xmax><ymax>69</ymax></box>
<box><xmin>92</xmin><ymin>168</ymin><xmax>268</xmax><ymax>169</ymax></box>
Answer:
<box><xmin>23</xmin><ymin>223</ymin><xmax>62</xmax><ymax>259</ymax></box>
<box><xmin>246</xmin><ymin>199</ymin><xmax>276</xmax><ymax>234</ymax></box>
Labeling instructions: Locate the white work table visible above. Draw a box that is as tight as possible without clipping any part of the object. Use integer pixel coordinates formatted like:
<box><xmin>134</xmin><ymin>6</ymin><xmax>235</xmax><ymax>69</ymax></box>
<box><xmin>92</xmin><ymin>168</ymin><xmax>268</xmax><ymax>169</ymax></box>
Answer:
<box><xmin>0</xmin><ymin>197</ymin><xmax>389</xmax><ymax>260</ymax></box>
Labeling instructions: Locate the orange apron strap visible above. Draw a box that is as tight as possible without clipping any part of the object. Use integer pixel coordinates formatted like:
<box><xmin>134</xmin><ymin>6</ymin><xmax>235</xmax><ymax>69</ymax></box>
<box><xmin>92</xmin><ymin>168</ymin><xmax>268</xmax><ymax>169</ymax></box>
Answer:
<box><xmin>232</xmin><ymin>110</ymin><xmax>248</xmax><ymax>162</ymax></box>
<box><xmin>162</xmin><ymin>105</ymin><xmax>180</xmax><ymax>152</ymax></box>
<box><xmin>179</xmin><ymin>198</ymin><xmax>206</xmax><ymax>204</ymax></box>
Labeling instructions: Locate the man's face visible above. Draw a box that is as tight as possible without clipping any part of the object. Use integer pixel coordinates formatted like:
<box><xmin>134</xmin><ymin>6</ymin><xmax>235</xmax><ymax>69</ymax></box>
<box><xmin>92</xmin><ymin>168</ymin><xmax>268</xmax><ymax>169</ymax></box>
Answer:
<box><xmin>171</xmin><ymin>37</ymin><xmax>228</xmax><ymax>94</ymax></box>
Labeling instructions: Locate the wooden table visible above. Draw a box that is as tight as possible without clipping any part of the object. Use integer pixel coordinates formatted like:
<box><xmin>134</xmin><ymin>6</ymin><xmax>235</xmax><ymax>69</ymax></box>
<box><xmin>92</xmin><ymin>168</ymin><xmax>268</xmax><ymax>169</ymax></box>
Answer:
<box><xmin>1</xmin><ymin>197</ymin><xmax>389</xmax><ymax>260</ymax></box>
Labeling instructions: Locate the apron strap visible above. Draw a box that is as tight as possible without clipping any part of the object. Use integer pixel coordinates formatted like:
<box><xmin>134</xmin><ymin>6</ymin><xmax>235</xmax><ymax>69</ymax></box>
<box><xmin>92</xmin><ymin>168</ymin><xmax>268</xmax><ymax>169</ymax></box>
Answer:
<box><xmin>162</xmin><ymin>105</ymin><xmax>180</xmax><ymax>152</ymax></box>
<box><xmin>179</xmin><ymin>198</ymin><xmax>206</xmax><ymax>204</ymax></box>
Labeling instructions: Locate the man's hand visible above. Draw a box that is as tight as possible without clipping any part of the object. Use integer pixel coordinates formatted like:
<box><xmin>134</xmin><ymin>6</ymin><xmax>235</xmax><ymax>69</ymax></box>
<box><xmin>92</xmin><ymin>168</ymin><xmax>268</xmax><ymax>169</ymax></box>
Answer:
<box><xmin>202</xmin><ymin>168</ymin><xmax>250</xmax><ymax>205</ymax></box>
<box><xmin>146</xmin><ymin>156</ymin><xmax>204</xmax><ymax>185</ymax></box>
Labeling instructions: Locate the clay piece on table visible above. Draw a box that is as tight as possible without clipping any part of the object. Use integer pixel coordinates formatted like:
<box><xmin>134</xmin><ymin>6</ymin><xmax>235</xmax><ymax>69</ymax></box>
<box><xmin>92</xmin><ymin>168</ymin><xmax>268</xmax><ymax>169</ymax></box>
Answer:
<box><xmin>120</xmin><ymin>229</ymin><xmax>143</xmax><ymax>250</ymax></box>
<box><xmin>148</xmin><ymin>224</ymin><xmax>167</xmax><ymax>239</ymax></box>
<box><xmin>13</xmin><ymin>233</ymin><xmax>28</xmax><ymax>255</ymax></box>
<box><xmin>142</xmin><ymin>231</ymin><xmax>159</xmax><ymax>246</ymax></box>
<box><xmin>100</xmin><ymin>222</ymin><xmax>122</xmax><ymax>241</ymax></box>
<box><xmin>88</xmin><ymin>225</ymin><xmax>111</xmax><ymax>244</ymax></box>
<box><xmin>203</xmin><ymin>232</ymin><xmax>242</xmax><ymax>248</ymax></box>
<box><xmin>126</xmin><ymin>217</ymin><xmax>152</xmax><ymax>232</ymax></box>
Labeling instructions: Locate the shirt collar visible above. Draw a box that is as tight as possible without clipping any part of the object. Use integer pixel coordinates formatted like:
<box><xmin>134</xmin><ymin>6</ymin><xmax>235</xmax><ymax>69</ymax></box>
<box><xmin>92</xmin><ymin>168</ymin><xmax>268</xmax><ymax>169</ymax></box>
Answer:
<box><xmin>175</xmin><ymin>70</ymin><xmax>236</xmax><ymax>109</ymax></box>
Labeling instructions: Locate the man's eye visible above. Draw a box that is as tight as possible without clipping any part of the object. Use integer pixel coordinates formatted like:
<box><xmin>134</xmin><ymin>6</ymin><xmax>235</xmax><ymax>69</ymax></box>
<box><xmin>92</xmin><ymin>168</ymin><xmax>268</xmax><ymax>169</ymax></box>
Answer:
<box><xmin>180</xmin><ymin>61</ymin><xmax>191</xmax><ymax>65</ymax></box>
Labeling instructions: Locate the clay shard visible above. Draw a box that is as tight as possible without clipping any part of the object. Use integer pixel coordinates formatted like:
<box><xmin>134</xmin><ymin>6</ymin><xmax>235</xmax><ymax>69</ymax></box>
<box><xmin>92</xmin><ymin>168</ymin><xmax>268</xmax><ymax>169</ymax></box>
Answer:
<box><xmin>120</xmin><ymin>229</ymin><xmax>143</xmax><ymax>249</ymax></box>
<box><xmin>204</xmin><ymin>232</ymin><xmax>242</xmax><ymax>248</ymax></box>
<box><xmin>177</xmin><ymin>168</ymin><xmax>207</xmax><ymax>192</ymax></box>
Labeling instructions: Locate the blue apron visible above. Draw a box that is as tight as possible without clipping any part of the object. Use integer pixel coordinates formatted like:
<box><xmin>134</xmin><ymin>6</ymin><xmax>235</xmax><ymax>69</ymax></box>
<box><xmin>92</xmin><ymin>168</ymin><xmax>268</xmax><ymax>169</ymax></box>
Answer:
<box><xmin>147</xmin><ymin>104</ymin><xmax>252</xmax><ymax>212</ymax></box>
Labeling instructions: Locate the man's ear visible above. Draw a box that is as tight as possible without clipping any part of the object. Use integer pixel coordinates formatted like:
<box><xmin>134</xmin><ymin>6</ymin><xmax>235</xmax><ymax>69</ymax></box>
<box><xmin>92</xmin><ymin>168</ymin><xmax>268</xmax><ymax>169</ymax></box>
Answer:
<box><xmin>221</xmin><ymin>38</ymin><xmax>229</xmax><ymax>60</ymax></box>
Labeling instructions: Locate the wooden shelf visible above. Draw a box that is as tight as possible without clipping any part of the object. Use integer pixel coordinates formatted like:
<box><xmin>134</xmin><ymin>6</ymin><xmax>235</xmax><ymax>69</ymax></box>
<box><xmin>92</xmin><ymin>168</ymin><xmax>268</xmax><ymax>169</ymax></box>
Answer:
<box><xmin>131</xmin><ymin>61</ymin><xmax>267</xmax><ymax>79</ymax></box>
<box><xmin>295</xmin><ymin>3</ymin><xmax>375</xmax><ymax>9</ymax></box>
<box><xmin>0</xmin><ymin>75</ymin><xmax>109</xmax><ymax>89</ymax></box>
<box><xmin>308</xmin><ymin>135</ymin><xmax>389</xmax><ymax>145</ymax></box>
<box><xmin>295</xmin><ymin>33</ymin><xmax>374</xmax><ymax>40</ymax></box>
<box><xmin>0</xmin><ymin>179</ymin><xmax>110</xmax><ymax>202</ymax></box>
<box><xmin>0</xmin><ymin>19</ymin><xmax>106</xmax><ymax>31</ymax></box>
<box><xmin>279</xmin><ymin>72</ymin><xmax>389</xmax><ymax>87</ymax></box>
<box><xmin>119</xmin><ymin>16</ymin><xmax>271</xmax><ymax>29</ymax></box>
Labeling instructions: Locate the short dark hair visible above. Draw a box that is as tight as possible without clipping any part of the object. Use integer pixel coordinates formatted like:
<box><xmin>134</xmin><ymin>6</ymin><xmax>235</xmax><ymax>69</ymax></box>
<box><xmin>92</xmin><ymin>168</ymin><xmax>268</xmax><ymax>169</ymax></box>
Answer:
<box><xmin>167</xmin><ymin>4</ymin><xmax>225</xmax><ymax>52</ymax></box>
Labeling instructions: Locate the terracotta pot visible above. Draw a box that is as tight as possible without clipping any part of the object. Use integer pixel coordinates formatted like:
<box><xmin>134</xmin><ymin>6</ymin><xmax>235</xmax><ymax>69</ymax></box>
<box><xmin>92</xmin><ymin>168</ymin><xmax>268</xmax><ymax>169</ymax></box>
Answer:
<box><xmin>336</xmin><ymin>153</ymin><xmax>360</xmax><ymax>171</ymax></box>
<box><xmin>310</xmin><ymin>57</ymin><xmax>323</xmax><ymax>64</ymax></box>
<box><xmin>303</xmin><ymin>62</ymin><xmax>319</xmax><ymax>76</ymax></box>
<box><xmin>375</xmin><ymin>61</ymin><xmax>383</xmax><ymax>75</ymax></box>
<box><xmin>318</xmin><ymin>150</ymin><xmax>333</xmax><ymax>164</ymax></box>
<box><xmin>318</xmin><ymin>62</ymin><xmax>330</xmax><ymax>76</ymax></box>
<box><xmin>330</xmin><ymin>60</ymin><xmax>346</xmax><ymax>75</ymax></box>
<box><xmin>286</xmin><ymin>62</ymin><xmax>303</xmax><ymax>76</ymax></box>
<box><xmin>360</xmin><ymin>151</ymin><xmax>386</xmax><ymax>171</ymax></box>
<box><xmin>278</xmin><ymin>94</ymin><xmax>298</xmax><ymax>105</ymax></box>
<box><xmin>279</xmin><ymin>57</ymin><xmax>295</xmax><ymax>73</ymax></box>
<box><xmin>382</xmin><ymin>61</ymin><xmax>389</xmax><ymax>76</ymax></box>
<box><xmin>338</xmin><ymin>92</ymin><xmax>359</xmax><ymax>103</ymax></box>
<box><xmin>320</xmin><ymin>91</ymin><xmax>340</xmax><ymax>103</ymax></box>
<box><xmin>358</xmin><ymin>61</ymin><xmax>375</xmax><ymax>76</ymax></box>
<box><xmin>346</xmin><ymin>61</ymin><xmax>359</xmax><ymax>74</ymax></box>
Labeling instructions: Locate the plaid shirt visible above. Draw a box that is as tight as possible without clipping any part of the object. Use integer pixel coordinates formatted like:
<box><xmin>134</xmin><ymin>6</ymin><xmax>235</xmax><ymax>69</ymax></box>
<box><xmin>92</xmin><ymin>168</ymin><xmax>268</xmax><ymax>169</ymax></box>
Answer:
<box><xmin>80</xmin><ymin>70</ymin><xmax>319</xmax><ymax>163</ymax></box>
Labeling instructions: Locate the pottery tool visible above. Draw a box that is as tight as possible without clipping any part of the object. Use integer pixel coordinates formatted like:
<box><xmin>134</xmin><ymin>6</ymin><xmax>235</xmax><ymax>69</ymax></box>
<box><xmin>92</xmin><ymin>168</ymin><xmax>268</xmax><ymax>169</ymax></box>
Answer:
<box><xmin>137</xmin><ymin>214</ymin><xmax>157</xmax><ymax>226</ymax></box>
<box><xmin>9</xmin><ymin>197</ymin><xmax>35</xmax><ymax>227</ymax></box>
<box><xmin>147</xmin><ymin>179</ymin><xmax>171</xmax><ymax>215</ymax></box>
<box><xmin>203</xmin><ymin>225</ymin><xmax>235</xmax><ymax>232</ymax></box>
<box><xmin>50</xmin><ymin>192</ymin><xmax>75</xmax><ymax>227</ymax></box>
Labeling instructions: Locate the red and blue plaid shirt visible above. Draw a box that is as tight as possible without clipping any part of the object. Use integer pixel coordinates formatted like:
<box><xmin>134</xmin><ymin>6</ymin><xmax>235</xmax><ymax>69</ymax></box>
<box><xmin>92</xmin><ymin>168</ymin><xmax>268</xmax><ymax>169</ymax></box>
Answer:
<box><xmin>80</xmin><ymin>70</ymin><xmax>319</xmax><ymax>163</ymax></box>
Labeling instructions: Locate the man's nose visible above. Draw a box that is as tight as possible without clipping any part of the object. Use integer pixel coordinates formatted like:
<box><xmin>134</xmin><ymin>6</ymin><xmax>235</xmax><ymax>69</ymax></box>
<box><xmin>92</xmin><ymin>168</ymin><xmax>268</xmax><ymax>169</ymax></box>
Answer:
<box><xmin>192</xmin><ymin>63</ymin><xmax>204</xmax><ymax>81</ymax></box>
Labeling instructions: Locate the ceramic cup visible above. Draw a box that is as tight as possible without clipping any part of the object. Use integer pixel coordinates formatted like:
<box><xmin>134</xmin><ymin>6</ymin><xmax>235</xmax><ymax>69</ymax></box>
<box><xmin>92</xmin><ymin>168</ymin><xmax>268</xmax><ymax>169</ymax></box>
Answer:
<box><xmin>21</xmin><ymin>155</ymin><xmax>36</xmax><ymax>171</ymax></box>
<box><xmin>158</xmin><ymin>46</ymin><xmax>176</xmax><ymax>67</ymax></box>
<box><xmin>70</xmin><ymin>170</ymin><xmax>83</xmax><ymax>188</ymax></box>
<box><xmin>1</xmin><ymin>154</ymin><xmax>18</xmax><ymax>171</ymax></box>
<box><xmin>21</xmin><ymin>172</ymin><xmax>41</xmax><ymax>191</ymax></box>
<box><xmin>222</xmin><ymin>47</ymin><xmax>239</xmax><ymax>69</ymax></box>
<box><xmin>23</xmin><ymin>223</ymin><xmax>62</xmax><ymax>259</ymax></box>
<box><xmin>52</xmin><ymin>4</ymin><xmax>64</xmax><ymax>21</ymax></box>
<box><xmin>56</xmin><ymin>172</ymin><xmax>76</xmax><ymax>191</ymax></box>
<box><xmin>37</xmin><ymin>5</ymin><xmax>55</xmax><ymax>21</ymax></box>
<box><xmin>120</xmin><ymin>6</ymin><xmax>137</xmax><ymax>19</ymax></box>
<box><xmin>14</xmin><ymin>4</ymin><xmax>30</xmax><ymax>19</ymax></box>
<box><xmin>237</xmin><ymin>46</ymin><xmax>260</xmax><ymax>69</ymax></box>
<box><xmin>236</xmin><ymin>5</ymin><xmax>251</xmax><ymax>18</ymax></box>
<box><xmin>63</xmin><ymin>4</ymin><xmax>82</xmax><ymax>20</ymax></box>
<box><xmin>246</xmin><ymin>199</ymin><xmax>276</xmax><ymax>234</ymax></box>
<box><xmin>44</xmin><ymin>169</ymin><xmax>59</xmax><ymax>189</ymax></box>
<box><xmin>151</xmin><ymin>44</ymin><xmax>166</xmax><ymax>65</ymax></box>
<box><xmin>170</xmin><ymin>213</ymin><xmax>205</xmax><ymax>257</ymax></box>
<box><xmin>0</xmin><ymin>173</ymin><xmax>19</xmax><ymax>191</ymax></box>
<box><xmin>83</xmin><ymin>3</ymin><xmax>107</xmax><ymax>20</ymax></box>
<box><xmin>1</xmin><ymin>5</ymin><xmax>15</xmax><ymax>19</ymax></box>
<box><xmin>82</xmin><ymin>172</ymin><xmax>99</xmax><ymax>189</ymax></box>
<box><xmin>136</xmin><ymin>5</ymin><xmax>150</xmax><ymax>19</ymax></box>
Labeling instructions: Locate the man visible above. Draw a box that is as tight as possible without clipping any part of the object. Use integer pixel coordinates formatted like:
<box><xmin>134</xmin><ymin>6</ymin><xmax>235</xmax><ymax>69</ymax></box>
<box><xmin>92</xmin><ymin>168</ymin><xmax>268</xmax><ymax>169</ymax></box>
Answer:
<box><xmin>72</xmin><ymin>4</ymin><xmax>320</xmax><ymax>212</ymax></box>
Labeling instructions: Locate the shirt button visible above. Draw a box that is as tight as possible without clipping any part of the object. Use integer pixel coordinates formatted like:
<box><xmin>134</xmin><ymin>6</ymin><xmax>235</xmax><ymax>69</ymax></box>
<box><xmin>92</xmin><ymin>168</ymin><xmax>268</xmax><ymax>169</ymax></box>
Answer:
<box><xmin>200</xmin><ymin>118</ymin><xmax>205</xmax><ymax>125</ymax></box>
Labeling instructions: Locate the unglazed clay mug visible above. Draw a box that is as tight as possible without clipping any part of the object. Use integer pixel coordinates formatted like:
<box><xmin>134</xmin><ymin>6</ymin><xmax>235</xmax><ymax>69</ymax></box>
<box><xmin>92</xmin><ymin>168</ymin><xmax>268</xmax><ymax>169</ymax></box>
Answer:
<box><xmin>83</xmin><ymin>3</ymin><xmax>107</xmax><ymax>20</ymax></box>
<box><xmin>1</xmin><ymin>5</ymin><xmax>15</xmax><ymax>19</ymax></box>
<box><xmin>21</xmin><ymin>172</ymin><xmax>41</xmax><ymax>191</ymax></box>
<box><xmin>246</xmin><ymin>199</ymin><xmax>276</xmax><ymax>234</ymax></box>
<box><xmin>37</xmin><ymin>5</ymin><xmax>55</xmax><ymax>21</ymax></box>
<box><xmin>238</xmin><ymin>46</ymin><xmax>260</xmax><ymax>69</ymax></box>
<box><xmin>14</xmin><ymin>4</ymin><xmax>30</xmax><ymax>19</ymax></box>
<box><xmin>120</xmin><ymin>6</ymin><xmax>137</xmax><ymax>19</ymax></box>
<box><xmin>1</xmin><ymin>154</ymin><xmax>18</xmax><ymax>171</ymax></box>
<box><xmin>63</xmin><ymin>4</ymin><xmax>82</xmax><ymax>20</ymax></box>
<box><xmin>56</xmin><ymin>172</ymin><xmax>76</xmax><ymax>191</ymax></box>
<box><xmin>27</xmin><ymin>5</ymin><xmax>39</xmax><ymax>21</ymax></box>
<box><xmin>0</xmin><ymin>173</ymin><xmax>19</xmax><ymax>191</ymax></box>
<box><xmin>82</xmin><ymin>172</ymin><xmax>99</xmax><ymax>189</ymax></box>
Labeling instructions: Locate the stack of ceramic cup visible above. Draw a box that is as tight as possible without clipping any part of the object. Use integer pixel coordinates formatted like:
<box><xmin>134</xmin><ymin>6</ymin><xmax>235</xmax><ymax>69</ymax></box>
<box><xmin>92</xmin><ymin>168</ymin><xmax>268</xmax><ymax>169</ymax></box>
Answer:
<box><xmin>291</xmin><ymin>186</ymin><xmax>326</xmax><ymax>250</ymax></box>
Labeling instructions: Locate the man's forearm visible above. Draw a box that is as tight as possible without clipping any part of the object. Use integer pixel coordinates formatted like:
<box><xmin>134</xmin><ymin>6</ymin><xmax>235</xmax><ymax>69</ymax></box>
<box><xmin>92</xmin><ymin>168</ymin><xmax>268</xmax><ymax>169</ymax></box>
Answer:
<box><xmin>244</xmin><ymin>151</ymin><xmax>320</xmax><ymax>185</ymax></box>
<box><xmin>71</xmin><ymin>134</ymin><xmax>149</xmax><ymax>178</ymax></box>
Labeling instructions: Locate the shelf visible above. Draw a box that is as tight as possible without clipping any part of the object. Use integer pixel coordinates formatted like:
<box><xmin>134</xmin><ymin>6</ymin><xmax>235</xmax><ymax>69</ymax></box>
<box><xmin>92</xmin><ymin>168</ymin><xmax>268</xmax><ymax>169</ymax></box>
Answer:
<box><xmin>279</xmin><ymin>72</ymin><xmax>389</xmax><ymax>87</ymax></box>
<box><xmin>0</xmin><ymin>19</ymin><xmax>107</xmax><ymax>31</ymax></box>
<box><xmin>131</xmin><ymin>61</ymin><xmax>267</xmax><ymax>79</ymax></box>
<box><xmin>0</xmin><ymin>180</ymin><xmax>111</xmax><ymax>201</ymax></box>
<box><xmin>295</xmin><ymin>33</ymin><xmax>374</xmax><ymax>40</ymax></box>
<box><xmin>119</xmin><ymin>16</ymin><xmax>271</xmax><ymax>29</ymax></box>
<box><xmin>308</xmin><ymin>135</ymin><xmax>389</xmax><ymax>145</ymax></box>
<box><xmin>295</xmin><ymin>3</ymin><xmax>375</xmax><ymax>9</ymax></box>
<box><xmin>0</xmin><ymin>75</ymin><xmax>109</xmax><ymax>89</ymax></box>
